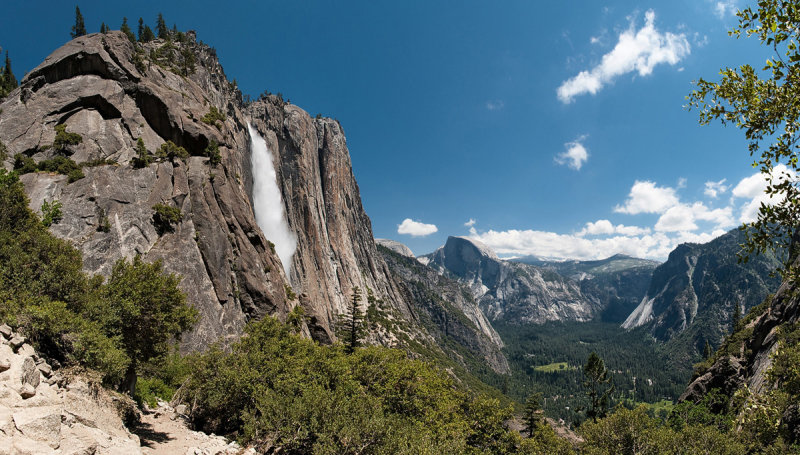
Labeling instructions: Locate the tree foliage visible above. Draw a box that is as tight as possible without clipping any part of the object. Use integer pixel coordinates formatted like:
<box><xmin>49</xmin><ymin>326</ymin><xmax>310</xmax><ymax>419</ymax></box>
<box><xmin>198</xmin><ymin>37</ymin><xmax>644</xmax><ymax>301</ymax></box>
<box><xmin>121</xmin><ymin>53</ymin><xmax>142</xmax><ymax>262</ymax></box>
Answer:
<box><xmin>120</xmin><ymin>17</ymin><xmax>135</xmax><ymax>43</ymax></box>
<box><xmin>583</xmin><ymin>351</ymin><xmax>614</xmax><ymax>421</ymax></box>
<box><xmin>71</xmin><ymin>6</ymin><xmax>86</xmax><ymax>39</ymax></box>
<box><xmin>0</xmin><ymin>170</ymin><xmax>194</xmax><ymax>391</ymax></box>
<box><xmin>182</xmin><ymin>316</ymin><xmax>521</xmax><ymax>454</ymax></box>
<box><xmin>0</xmin><ymin>50</ymin><xmax>17</xmax><ymax>98</ymax></box>
<box><xmin>688</xmin><ymin>0</ymin><xmax>800</xmax><ymax>275</ymax></box>
<box><xmin>152</xmin><ymin>203</ymin><xmax>182</xmax><ymax>235</ymax></box>
<box><xmin>337</xmin><ymin>286</ymin><xmax>366</xmax><ymax>354</ymax></box>
<box><xmin>156</xmin><ymin>13</ymin><xmax>168</xmax><ymax>39</ymax></box>
<box><xmin>101</xmin><ymin>255</ymin><xmax>197</xmax><ymax>394</ymax></box>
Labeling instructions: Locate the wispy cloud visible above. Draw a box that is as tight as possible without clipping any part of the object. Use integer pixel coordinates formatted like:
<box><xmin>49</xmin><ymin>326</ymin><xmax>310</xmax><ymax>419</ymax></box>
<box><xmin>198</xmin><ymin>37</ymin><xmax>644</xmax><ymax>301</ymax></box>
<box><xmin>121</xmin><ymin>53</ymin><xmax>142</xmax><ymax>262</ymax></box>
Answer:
<box><xmin>557</xmin><ymin>10</ymin><xmax>690</xmax><ymax>103</ymax></box>
<box><xmin>555</xmin><ymin>136</ymin><xmax>589</xmax><ymax>170</ymax></box>
<box><xmin>398</xmin><ymin>218</ymin><xmax>438</xmax><ymax>237</ymax></box>
<box><xmin>464</xmin><ymin>218</ymin><xmax>476</xmax><ymax>227</ymax></box>
<box><xmin>486</xmin><ymin>100</ymin><xmax>505</xmax><ymax>111</ymax></box>
<box><xmin>704</xmin><ymin>179</ymin><xmax>729</xmax><ymax>198</ymax></box>
<box><xmin>713</xmin><ymin>0</ymin><xmax>738</xmax><ymax>18</ymax></box>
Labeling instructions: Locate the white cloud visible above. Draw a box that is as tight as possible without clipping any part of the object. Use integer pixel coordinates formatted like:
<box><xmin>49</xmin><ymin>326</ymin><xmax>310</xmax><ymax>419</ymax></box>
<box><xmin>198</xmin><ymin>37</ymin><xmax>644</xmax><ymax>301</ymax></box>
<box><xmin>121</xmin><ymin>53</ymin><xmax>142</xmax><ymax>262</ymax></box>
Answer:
<box><xmin>397</xmin><ymin>218</ymin><xmax>438</xmax><ymax>237</ymax></box>
<box><xmin>714</xmin><ymin>0</ymin><xmax>738</xmax><ymax>18</ymax></box>
<box><xmin>732</xmin><ymin>164</ymin><xmax>796</xmax><ymax>223</ymax></box>
<box><xmin>614</xmin><ymin>180</ymin><xmax>680</xmax><ymax>214</ymax></box>
<box><xmin>557</xmin><ymin>10</ymin><xmax>690</xmax><ymax>103</ymax></box>
<box><xmin>704</xmin><ymin>179</ymin><xmax>729</xmax><ymax>198</ymax></box>
<box><xmin>464</xmin><ymin>218</ymin><xmax>476</xmax><ymax>227</ymax></box>
<box><xmin>577</xmin><ymin>219</ymin><xmax>651</xmax><ymax>237</ymax></box>
<box><xmin>555</xmin><ymin>137</ymin><xmax>589</xmax><ymax>170</ymax></box>
<box><xmin>655</xmin><ymin>205</ymin><xmax>698</xmax><ymax>232</ymax></box>
<box><xmin>677</xmin><ymin>177</ymin><xmax>687</xmax><ymax>188</ymax></box>
<box><xmin>486</xmin><ymin>100</ymin><xmax>504</xmax><ymax>111</ymax></box>
<box><xmin>468</xmin><ymin>227</ymin><xmax>725</xmax><ymax>261</ymax></box>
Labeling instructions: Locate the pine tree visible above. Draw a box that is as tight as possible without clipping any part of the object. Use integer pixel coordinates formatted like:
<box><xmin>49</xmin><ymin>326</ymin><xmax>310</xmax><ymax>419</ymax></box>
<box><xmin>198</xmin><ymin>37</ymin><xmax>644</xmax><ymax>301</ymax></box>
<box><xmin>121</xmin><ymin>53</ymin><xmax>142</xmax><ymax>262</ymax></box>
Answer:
<box><xmin>523</xmin><ymin>392</ymin><xmax>543</xmax><ymax>437</ymax></box>
<box><xmin>733</xmin><ymin>301</ymin><xmax>742</xmax><ymax>333</ymax></box>
<box><xmin>703</xmin><ymin>339</ymin><xmax>713</xmax><ymax>359</ymax></box>
<box><xmin>99</xmin><ymin>22</ymin><xmax>108</xmax><ymax>34</ymax></box>
<box><xmin>156</xmin><ymin>13</ymin><xmax>168</xmax><ymax>39</ymax></box>
<box><xmin>1</xmin><ymin>51</ymin><xmax>17</xmax><ymax>96</ymax></box>
<box><xmin>141</xmin><ymin>25</ymin><xmax>155</xmax><ymax>43</ymax></box>
<box><xmin>137</xmin><ymin>18</ymin><xmax>144</xmax><ymax>42</ymax></box>
<box><xmin>337</xmin><ymin>286</ymin><xmax>365</xmax><ymax>354</ymax></box>
<box><xmin>120</xmin><ymin>17</ymin><xmax>135</xmax><ymax>43</ymax></box>
<box><xmin>71</xmin><ymin>6</ymin><xmax>87</xmax><ymax>38</ymax></box>
<box><xmin>582</xmin><ymin>351</ymin><xmax>614</xmax><ymax>421</ymax></box>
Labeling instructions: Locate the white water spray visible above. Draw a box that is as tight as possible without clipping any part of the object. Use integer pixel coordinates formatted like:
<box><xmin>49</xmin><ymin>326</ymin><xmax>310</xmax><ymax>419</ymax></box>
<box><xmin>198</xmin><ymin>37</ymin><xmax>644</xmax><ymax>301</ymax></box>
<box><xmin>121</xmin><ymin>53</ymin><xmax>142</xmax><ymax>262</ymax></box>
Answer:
<box><xmin>248</xmin><ymin>124</ymin><xmax>297</xmax><ymax>278</ymax></box>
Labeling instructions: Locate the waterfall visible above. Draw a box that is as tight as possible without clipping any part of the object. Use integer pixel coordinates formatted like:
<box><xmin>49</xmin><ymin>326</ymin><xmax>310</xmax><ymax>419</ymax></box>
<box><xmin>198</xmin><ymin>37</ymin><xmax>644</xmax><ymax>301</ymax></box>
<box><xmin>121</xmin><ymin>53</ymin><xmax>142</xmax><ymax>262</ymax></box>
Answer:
<box><xmin>248</xmin><ymin>123</ymin><xmax>297</xmax><ymax>278</ymax></box>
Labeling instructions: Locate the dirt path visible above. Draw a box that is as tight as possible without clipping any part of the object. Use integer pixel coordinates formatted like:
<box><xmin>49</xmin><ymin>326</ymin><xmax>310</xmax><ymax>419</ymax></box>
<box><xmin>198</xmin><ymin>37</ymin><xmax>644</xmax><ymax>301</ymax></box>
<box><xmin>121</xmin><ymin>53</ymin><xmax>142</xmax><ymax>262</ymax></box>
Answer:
<box><xmin>134</xmin><ymin>403</ymin><xmax>252</xmax><ymax>455</ymax></box>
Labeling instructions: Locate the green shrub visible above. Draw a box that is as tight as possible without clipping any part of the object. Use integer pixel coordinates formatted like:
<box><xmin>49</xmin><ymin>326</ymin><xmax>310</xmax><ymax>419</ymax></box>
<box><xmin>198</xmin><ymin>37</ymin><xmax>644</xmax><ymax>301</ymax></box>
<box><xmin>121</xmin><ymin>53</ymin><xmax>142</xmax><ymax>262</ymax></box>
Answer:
<box><xmin>132</xmin><ymin>137</ymin><xmax>152</xmax><ymax>168</ymax></box>
<box><xmin>200</xmin><ymin>106</ymin><xmax>226</xmax><ymax>128</ymax></box>
<box><xmin>0</xmin><ymin>139</ymin><xmax>7</xmax><ymax>161</ymax></box>
<box><xmin>204</xmin><ymin>139</ymin><xmax>221</xmax><ymax>166</ymax></box>
<box><xmin>152</xmin><ymin>203</ymin><xmax>182</xmax><ymax>235</ymax></box>
<box><xmin>40</xmin><ymin>199</ymin><xmax>62</xmax><ymax>227</ymax></box>
<box><xmin>13</xmin><ymin>153</ymin><xmax>36</xmax><ymax>174</ymax></box>
<box><xmin>135</xmin><ymin>377</ymin><xmax>175</xmax><ymax>408</ymax></box>
<box><xmin>52</xmin><ymin>124</ymin><xmax>82</xmax><ymax>153</ymax></box>
<box><xmin>156</xmin><ymin>140</ymin><xmax>189</xmax><ymax>162</ymax></box>
<box><xmin>182</xmin><ymin>316</ymin><xmax>521</xmax><ymax>453</ymax></box>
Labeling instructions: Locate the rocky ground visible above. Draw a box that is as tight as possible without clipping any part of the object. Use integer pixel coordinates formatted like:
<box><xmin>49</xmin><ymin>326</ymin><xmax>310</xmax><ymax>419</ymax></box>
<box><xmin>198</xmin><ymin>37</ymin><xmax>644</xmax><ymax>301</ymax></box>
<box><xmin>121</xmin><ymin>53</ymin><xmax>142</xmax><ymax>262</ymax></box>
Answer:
<box><xmin>0</xmin><ymin>323</ymin><xmax>252</xmax><ymax>455</ymax></box>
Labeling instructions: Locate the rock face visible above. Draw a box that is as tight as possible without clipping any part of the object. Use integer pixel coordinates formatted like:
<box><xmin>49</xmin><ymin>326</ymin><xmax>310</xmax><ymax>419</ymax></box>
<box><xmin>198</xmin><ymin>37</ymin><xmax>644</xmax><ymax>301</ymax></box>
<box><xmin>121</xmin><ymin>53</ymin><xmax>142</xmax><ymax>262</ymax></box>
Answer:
<box><xmin>245</xmin><ymin>98</ymin><xmax>414</xmax><ymax>342</ymax></box>
<box><xmin>0</xmin><ymin>32</ymin><xmax>290</xmax><ymax>351</ymax></box>
<box><xmin>0</xmin><ymin>31</ymin><xmax>429</xmax><ymax>353</ymax></box>
<box><xmin>681</xmin><ymin>255</ymin><xmax>800</xmax><ymax>403</ymax></box>
<box><xmin>424</xmin><ymin>236</ymin><xmax>600</xmax><ymax>324</ymax></box>
<box><xmin>378</xmin><ymin>245</ymin><xmax>509</xmax><ymax>374</ymax></box>
<box><xmin>375</xmin><ymin>238</ymin><xmax>415</xmax><ymax>258</ymax></box>
<box><xmin>0</xmin><ymin>324</ymin><xmax>142</xmax><ymax>454</ymax></box>
<box><xmin>516</xmin><ymin>254</ymin><xmax>659</xmax><ymax>323</ymax></box>
<box><xmin>622</xmin><ymin>229</ymin><xmax>780</xmax><ymax>350</ymax></box>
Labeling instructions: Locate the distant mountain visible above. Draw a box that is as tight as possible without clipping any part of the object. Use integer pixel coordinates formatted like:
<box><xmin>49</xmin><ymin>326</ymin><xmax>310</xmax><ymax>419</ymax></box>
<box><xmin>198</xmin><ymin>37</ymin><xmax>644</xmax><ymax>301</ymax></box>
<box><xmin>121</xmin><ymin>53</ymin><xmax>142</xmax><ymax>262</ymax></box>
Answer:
<box><xmin>622</xmin><ymin>229</ymin><xmax>781</xmax><ymax>356</ymax></box>
<box><xmin>375</xmin><ymin>238</ymin><xmax>415</xmax><ymax>258</ymax></box>
<box><xmin>422</xmin><ymin>236</ymin><xmax>600</xmax><ymax>324</ymax></box>
<box><xmin>514</xmin><ymin>254</ymin><xmax>660</xmax><ymax>323</ymax></box>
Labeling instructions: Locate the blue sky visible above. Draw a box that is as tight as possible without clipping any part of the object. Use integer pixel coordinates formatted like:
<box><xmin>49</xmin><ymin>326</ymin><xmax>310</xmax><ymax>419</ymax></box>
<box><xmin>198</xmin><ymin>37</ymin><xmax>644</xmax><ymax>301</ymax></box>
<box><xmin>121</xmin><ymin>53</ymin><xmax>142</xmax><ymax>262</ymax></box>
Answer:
<box><xmin>0</xmin><ymin>0</ymin><xmax>777</xmax><ymax>260</ymax></box>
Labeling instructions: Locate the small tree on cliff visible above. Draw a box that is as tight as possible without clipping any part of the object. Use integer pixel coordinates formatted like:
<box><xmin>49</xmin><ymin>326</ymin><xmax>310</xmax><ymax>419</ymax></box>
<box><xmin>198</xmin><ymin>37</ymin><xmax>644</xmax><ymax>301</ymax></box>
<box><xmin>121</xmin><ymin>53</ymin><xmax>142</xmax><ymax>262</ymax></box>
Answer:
<box><xmin>101</xmin><ymin>255</ymin><xmax>198</xmax><ymax>395</ymax></box>
<box><xmin>337</xmin><ymin>286</ymin><xmax>365</xmax><ymax>354</ymax></box>
<box><xmin>71</xmin><ymin>6</ymin><xmax>86</xmax><ymax>38</ymax></box>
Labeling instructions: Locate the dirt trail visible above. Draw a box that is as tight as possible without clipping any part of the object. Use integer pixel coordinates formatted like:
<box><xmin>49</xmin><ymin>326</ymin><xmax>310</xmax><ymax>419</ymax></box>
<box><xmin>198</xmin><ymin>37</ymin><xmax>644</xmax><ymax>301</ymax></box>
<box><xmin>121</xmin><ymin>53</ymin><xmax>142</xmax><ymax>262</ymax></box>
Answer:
<box><xmin>135</xmin><ymin>403</ymin><xmax>253</xmax><ymax>455</ymax></box>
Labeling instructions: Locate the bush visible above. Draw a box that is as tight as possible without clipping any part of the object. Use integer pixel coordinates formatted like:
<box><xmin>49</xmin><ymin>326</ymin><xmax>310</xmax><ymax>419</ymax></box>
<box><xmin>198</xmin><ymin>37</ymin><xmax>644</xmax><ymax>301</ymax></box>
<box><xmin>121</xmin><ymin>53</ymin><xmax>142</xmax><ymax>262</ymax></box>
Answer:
<box><xmin>156</xmin><ymin>140</ymin><xmax>189</xmax><ymax>162</ymax></box>
<box><xmin>200</xmin><ymin>106</ymin><xmax>226</xmax><ymax>128</ymax></box>
<box><xmin>40</xmin><ymin>199</ymin><xmax>62</xmax><ymax>227</ymax></box>
<box><xmin>182</xmin><ymin>316</ymin><xmax>522</xmax><ymax>453</ymax></box>
<box><xmin>204</xmin><ymin>139</ymin><xmax>221</xmax><ymax>166</ymax></box>
<box><xmin>131</xmin><ymin>137</ymin><xmax>152</xmax><ymax>168</ymax></box>
<box><xmin>13</xmin><ymin>153</ymin><xmax>36</xmax><ymax>174</ymax></box>
<box><xmin>152</xmin><ymin>203</ymin><xmax>182</xmax><ymax>235</ymax></box>
<box><xmin>52</xmin><ymin>124</ymin><xmax>82</xmax><ymax>153</ymax></box>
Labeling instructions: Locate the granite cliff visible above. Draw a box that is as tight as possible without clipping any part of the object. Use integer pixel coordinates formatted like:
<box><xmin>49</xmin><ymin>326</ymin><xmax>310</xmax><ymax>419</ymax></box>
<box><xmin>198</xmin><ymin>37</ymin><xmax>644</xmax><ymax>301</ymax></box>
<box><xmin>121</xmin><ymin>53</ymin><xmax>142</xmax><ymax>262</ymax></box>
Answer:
<box><xmin>622</xmin><ymin>229</ymin><xmax>781</xmax><ymax>357</ymax></box>
<box><xmin>0</xmin><ymin>31</ymin><xmax>502</xmax><ymax>370</ymax></box>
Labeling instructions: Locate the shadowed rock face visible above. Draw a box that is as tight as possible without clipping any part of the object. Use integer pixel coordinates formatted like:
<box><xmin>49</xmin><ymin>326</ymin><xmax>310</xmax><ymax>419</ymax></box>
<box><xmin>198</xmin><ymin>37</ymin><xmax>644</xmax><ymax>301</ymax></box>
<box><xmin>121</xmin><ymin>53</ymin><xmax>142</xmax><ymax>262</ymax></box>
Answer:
<box><xmin>622</xmin><ymin>229</ymin><xmax>780</xmax><ymax>349</ymax></box>
<box><xmin>681</xmin><ymin>257</ymin><xmax>800</xmax><ymax>403</ymax></box>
